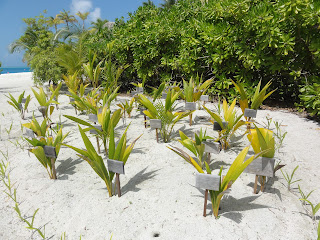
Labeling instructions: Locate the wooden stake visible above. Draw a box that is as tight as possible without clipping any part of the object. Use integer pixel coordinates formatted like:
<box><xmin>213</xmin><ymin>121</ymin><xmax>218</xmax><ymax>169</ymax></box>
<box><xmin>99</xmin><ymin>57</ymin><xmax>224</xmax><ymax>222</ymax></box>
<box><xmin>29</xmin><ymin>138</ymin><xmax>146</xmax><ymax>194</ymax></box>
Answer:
<box><xmin>21</xmin><ymin>109</ymin><xmax>25</xmax><ymax>120</ymax></box>
<box><xmin>253</xmin><ymin>175</ymin><xmax>258</xmax><ymax>194</ymax></box>
<box><xmin>156</xmin><ymin>128</ymin><xmax>159</xmax><ymax>143</ymax></box>
<box><xmin>261</xmin><ymin>176</ymin><xmax>265</xmax><ymax>192</ymax></box>
<box><xmin>51</xmin><ymin>158</ymin><xmax>57</xmax><ymax>179</ymax></box>
<box><xmin>116</xmin><ymin>173</ymin><xmax>121</xmax><ymax>197</ymax></box>
<box><xmin>207</xmin><ymin>152</ymin><xmax>211</xmax><ymax>165</ymax></box>
<box><xmin>96</xmin><ymin>136</ymin><xmax>100</xmax><ymax>153</ymax></box>
<box><xmin>189</xmin><ymin>113</ymin><xmax>192</xmax><ymax>126</ymax></box>
<box><xmin>203</xmin><ymin>189</ymin><xmax>208</xmax><ymax>217</ymax></box>
<box><xmin>247</xmin><ymin>117</ymin><xmax>252</xmax><ymax>133</ymax></box>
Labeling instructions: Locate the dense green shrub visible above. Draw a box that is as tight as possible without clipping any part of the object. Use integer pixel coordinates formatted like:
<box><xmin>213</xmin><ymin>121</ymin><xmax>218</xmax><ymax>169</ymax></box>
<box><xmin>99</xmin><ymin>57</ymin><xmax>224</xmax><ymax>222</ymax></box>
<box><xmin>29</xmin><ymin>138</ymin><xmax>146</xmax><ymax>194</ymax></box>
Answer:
<box><xmin>30</xmin><ymin>49</ymin><xmax>62</xmax><ymax>84</ymax></box>
<box><xmin>10</xmin><ymin>1</ymin><xmax>320</xmax><ymax>116</ymax></box>
<box><xmin>9</xmin><ymin>12</ymin><xmax>64</xmax><ymax>84</ymax></box>
<box><xmin>299</xmin><ymin>81</ymin><xmax>320</xmax><ymax>117</ymax></box>
<box><xmin>112</xmin><ymin>0</ymin><xmax>320</xmax><ymax>103</ymax></box>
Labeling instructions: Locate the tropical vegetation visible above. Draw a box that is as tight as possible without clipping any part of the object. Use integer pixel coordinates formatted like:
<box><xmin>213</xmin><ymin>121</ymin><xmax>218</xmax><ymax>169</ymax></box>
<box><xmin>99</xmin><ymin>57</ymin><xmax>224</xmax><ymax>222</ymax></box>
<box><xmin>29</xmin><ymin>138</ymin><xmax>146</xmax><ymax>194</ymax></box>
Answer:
<box><xmin>8</xmin><ymin>0</ymin><xmax>320</xmax><ymax>118</ymax></box>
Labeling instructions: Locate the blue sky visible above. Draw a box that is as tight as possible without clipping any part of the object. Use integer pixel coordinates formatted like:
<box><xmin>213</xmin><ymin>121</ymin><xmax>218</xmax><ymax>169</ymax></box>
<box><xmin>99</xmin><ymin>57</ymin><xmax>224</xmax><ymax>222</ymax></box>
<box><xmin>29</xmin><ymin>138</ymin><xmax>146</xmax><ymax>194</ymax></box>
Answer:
<box><xmin>0</xmin><ymin>0</ymin><xmax>162</xmax><ymax>67</ymax></box>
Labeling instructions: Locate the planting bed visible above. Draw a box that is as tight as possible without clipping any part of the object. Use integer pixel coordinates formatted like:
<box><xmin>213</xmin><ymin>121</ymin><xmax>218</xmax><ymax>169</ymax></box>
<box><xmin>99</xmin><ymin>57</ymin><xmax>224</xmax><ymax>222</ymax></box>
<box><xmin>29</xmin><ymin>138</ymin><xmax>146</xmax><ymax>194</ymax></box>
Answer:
<box><xmin>0</xmin><ymin>73</ymin><xmax>319</xmax><ymax>239</ymax></box>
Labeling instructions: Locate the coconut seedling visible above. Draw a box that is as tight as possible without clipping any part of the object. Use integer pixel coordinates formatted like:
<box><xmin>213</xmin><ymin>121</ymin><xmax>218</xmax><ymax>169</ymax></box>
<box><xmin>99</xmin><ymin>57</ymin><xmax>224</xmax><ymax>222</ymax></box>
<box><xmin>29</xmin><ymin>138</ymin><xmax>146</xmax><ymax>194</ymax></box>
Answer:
<box><xmin>168</xmin><ymin>145</ymin><xmax>263</xmax><ymax>218</ymax></box>
<box><xmin>23</xmin><ymin>116</ymin><xmax>50</xmax><ymax>138</ymax></box>
<box><xmin>176</xmin><ymin>129</ymin><xmax>214</xmax><ymax>168</ymax></box>
<box><xmin>137</xmin><ymin>89</ymin><xmax>191</xmax><ymax>142</ymax></box>
<box><xmin>149</xmin><ymin>82</ymin><xmax>167</xmax><ymax>101</ymax></box>
<box><xmin>6</xmin><ymin>91</ymin><xmax>31</xmax><ymax>119</ymax></box>
<box><xmin>48</xmin><ymin>82</ymin><xmax>62</xmax><ymax>110</ymax></box>
<box><xmin>68</xmin><ymin>87</ymin><xmax>102</xmax><ymax>114</ymax></box>
<box><xmin>247</xmin><ymin>126</ymin><xmax>275</xmax><ymax>158</ymax></box>
<box><xmin>246</xmin><ymin>126</ymin><xmax>278</xmax><ymax>193</ymax></box>
<box><xmin>131</xmin><ymin>75</ymin><xmax>147</xmax><ymax>94</ymax></box>
<box><xmin>63</xmin><ymin>72</ymin><xmax>90</xmax><ymax>114</ymax></box>
<box><xmin>83</xmin><ymin>51</ymin><xmax>103</xmax><ymax>89</ymax></box>
<box><xmin>63</xmin><ymin>71</ymin><xmax>81</xmax><ymax>92</ymax></box>
<box><xmin>24</xmin><ymin>124</ymin><xmax>68</xmax><ymax>179</ymax></box>
<box><xmin>102</xmin><ymin>86</ymin><xmax>120</xmax><ymax>109</ymax></box>
<box><xmin>64</xmin><ymin>106</ymin><xmax>121</xmax><ymax>154</ymax></box>
<box><xmin>117</xmin><ymin>98</ymin><xmax>135</xmax><ymax>118</ymax></box>
<box><xmin>204</xmin><ymin>99</ymin><xmax>245</xmax><ymax>150</ymax></box>
<box><xmin>102</xmin><ymin>41</ymin><xmax>129</xmax><ymax>91</ymax></box>
<box><xmin>31</xmin><ymin>87</ymin><xmax>58</xmax><ymax>119</ymax></box>
<box><xmin>232</xmin><ymin>80</ymin><xmax>276</xmax><ymax>129</ymax></box>
<box><xmin>64</xmin><ymin>123</ymin><xmax>141</xmax><ymax>197</ymax></box>
<box><xmin>182</xmin><ymin>76</ymin><xmax>213</xmax><ymax>125</ymax></box>
<box><xmin>232</xmin><ymin>80</ymin><xmax>276</xmax><ymax>114</ymax></box>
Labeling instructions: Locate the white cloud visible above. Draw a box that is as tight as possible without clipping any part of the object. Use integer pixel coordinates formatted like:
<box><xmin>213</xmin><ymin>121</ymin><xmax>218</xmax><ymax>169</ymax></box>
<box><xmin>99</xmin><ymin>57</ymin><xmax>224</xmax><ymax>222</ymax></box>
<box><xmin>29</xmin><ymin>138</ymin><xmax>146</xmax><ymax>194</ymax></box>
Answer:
<box><xmin>70</xmin><ymin>0</ymin><xmax>101</xmax><ymax>23</ymax></box>
<box><xmin>90</xmin><ymin>8</ymin><xmax>101</xmax><ymax>22</ymax></box>
<box><xmin>71</xmin><ymin>0</ymin><xmax>92</xmax><ymax>14</ymax></box>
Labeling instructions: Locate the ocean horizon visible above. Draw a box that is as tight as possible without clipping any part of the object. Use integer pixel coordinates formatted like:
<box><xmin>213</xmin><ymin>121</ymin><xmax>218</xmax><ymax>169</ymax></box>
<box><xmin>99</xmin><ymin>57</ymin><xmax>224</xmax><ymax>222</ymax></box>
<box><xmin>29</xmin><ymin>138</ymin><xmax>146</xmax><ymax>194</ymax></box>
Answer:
<box><xmin>0</xmin><ymin>67</ymin><xmax>31</xmax><ymax>74</ymax></box>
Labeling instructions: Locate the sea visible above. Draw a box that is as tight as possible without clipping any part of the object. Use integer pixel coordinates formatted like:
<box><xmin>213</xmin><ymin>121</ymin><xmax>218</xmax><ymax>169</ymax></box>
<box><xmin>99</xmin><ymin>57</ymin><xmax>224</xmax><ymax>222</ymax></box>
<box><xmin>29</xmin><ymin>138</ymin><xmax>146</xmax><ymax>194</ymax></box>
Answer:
<box><xmin>0</xmin><ymin>67</ymin><xmax>31</xmax><ymax>74</ymax></box>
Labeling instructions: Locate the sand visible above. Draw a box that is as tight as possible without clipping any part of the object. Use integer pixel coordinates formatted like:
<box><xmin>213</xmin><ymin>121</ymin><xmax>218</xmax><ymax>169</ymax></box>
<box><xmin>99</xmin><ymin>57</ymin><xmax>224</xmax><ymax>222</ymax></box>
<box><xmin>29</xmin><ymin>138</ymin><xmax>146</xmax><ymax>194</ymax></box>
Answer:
<box><xmin>0</xmin><ymin>72</ymin><xmax>319</xmax><ymax>239</ymax></box>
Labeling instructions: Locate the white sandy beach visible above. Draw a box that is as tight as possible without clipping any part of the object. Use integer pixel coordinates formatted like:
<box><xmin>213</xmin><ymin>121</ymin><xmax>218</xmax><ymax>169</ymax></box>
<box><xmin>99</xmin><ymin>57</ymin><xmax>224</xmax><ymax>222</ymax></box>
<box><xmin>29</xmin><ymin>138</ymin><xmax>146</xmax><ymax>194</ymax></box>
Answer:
<box><xmin>0</xmin><ymin>72</ymin><xmax>319</xmax><ymax>239</ymax></box>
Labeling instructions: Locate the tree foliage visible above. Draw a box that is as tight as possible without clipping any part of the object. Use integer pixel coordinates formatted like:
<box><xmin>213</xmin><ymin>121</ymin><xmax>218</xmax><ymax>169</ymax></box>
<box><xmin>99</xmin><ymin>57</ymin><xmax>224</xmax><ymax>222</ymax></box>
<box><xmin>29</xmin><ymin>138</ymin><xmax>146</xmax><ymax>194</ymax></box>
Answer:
<box><xmin>112</xmin><ymin>0</ymin><xmax>320</xmax><ymax>102</ymax></box>
<box><xmin>10</xmin><ymin>0</ymin><xmax>320</xmax><ymax>112</ymax></box>
<box><xmin>9</xmin><ymin>11</ymin><xmax>63</xmax><ymax>84</ymax></box>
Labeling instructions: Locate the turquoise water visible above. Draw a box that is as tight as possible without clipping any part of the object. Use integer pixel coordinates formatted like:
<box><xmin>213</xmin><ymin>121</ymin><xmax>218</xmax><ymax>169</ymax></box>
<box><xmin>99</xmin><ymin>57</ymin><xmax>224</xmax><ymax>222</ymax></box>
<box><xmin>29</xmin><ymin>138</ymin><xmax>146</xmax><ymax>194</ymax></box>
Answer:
<box><xmin>0</xmin><ymin>67</ymin><xmax>31</xmax><ymax>74</ymax></box>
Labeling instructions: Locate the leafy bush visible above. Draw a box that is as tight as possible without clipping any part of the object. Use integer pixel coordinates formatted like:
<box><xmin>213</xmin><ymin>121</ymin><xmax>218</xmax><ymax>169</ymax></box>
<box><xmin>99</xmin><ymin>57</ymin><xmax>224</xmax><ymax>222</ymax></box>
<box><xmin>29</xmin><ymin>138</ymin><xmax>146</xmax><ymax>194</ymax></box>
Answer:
<box><xmin>299</xmin><ymin>82</ymin><xmax>320</xmax><ymax>117</ymax></box>
<box><xmin>112</xmin><ymin>0</ymin><xmax>320</xmax><ymax>102</ymax></box>
<box><xmin>31</xmin><ymin>49</ymin><xmax>63</xmax><ymax>84</ymax></box>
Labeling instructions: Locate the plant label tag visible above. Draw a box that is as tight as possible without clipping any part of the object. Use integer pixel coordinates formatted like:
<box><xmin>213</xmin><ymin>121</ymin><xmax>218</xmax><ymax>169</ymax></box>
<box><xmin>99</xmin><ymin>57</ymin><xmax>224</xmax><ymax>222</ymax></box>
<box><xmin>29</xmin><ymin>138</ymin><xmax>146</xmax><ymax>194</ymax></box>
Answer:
<box><xmin>38</xmin><ymin>106</ymin><xmax>47</xmax><ymax>113</ymax></box>
<box><xmin>150</xmin><ymin>119</ymin><xmax>161</xmax><ymax>129</ymax></box>
<box><xmin>90</xmin><ymin>125</ymin><xmax>102</xmax><ymax>134</ymax></box>
<box><xmin>107</xmin><ymin>159</ymin><xmax>125</xmax><ymax>174</ymax></box>
<box><xmin>43</xmin><ymin>146</ymin><xmax>57</xmax><ymax>158</ymax></box>
<box><xmin>204</xmin><ymin>141</ymin><xmax>220</xmax><ymax>154</ymax></box>
<box><xmin>139</xmin><ymin>107</ymin><xmax>146</xmax><ymax>115</ymax></box>
<box><xmin>185</xmin><ymin>102</ymin><xmax>197</xmax><ymax>111</ymax></box>
<box><xmin>195</xmin><ymin>173</ymin><xmax>220</xmax><ymax>191</ymax></box>
<box><xmin>244</xmin><ymin>157</ymin><xmax>275</xmax><ymax>177</ymax></box>
<box><xmin>25</xmin><ymin>128</ymin><xmax>35</xmax><ymax>139</ymax></box>
<box><xmin>213</xmin><ymin>121</ymin><xmax>228</xmax><ymax>131</ymax></box>
<box><xmin>136</xmin><ymin>87</ymin><xmax>143</xmax><ymax>93</ymax></box>
<box><xmin>244</xmin><ymin>108</ymin><xmax>257</xmax><ymax>118</ymax></box>
<box><xmin>131</xmin><ymin>90</ymin><xmax>137</xmax><ymax>97</ymax></box>
<box><xmin>200</xmin><ymin>95</ymin><xmax>209</xmax><ymax>102</ymax></box>
<box><xmin>88</xmin><ymin>114</ymin><xmax>98</xmax><ymax>123</ymax></box>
